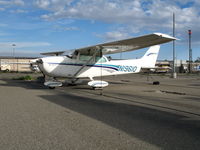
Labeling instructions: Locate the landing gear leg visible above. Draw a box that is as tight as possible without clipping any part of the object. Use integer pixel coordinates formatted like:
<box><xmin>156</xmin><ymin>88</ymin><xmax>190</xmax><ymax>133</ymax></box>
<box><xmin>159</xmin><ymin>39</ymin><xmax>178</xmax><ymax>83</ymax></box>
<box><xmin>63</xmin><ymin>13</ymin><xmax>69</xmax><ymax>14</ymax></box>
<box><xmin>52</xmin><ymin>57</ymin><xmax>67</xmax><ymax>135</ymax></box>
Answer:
<box><xmin>65</xmin><ymin>78</ymin><xmax>80</xmax><ymax>86</ymax></box>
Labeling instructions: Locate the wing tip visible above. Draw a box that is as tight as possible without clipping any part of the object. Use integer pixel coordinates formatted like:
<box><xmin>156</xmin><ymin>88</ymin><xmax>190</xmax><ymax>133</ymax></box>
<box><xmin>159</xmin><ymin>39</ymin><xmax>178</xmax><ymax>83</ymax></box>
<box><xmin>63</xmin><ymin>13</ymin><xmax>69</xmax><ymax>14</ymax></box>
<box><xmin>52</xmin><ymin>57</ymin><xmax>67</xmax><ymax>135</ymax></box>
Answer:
<box><xmin>154</xmin><ymin>33</ymin><xmax>180</xmax><ymax>40</ymax></box>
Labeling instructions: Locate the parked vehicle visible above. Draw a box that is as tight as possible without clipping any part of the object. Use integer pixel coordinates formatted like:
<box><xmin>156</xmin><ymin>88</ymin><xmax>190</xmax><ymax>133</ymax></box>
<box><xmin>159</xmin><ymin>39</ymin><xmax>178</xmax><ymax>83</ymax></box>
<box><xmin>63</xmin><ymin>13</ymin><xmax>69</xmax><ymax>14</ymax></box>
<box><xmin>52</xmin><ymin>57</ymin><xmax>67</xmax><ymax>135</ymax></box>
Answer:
<box><xmin>0</xmin><ymin>64</ymin><xmax>11</xmax><ymax>72</ymax></box>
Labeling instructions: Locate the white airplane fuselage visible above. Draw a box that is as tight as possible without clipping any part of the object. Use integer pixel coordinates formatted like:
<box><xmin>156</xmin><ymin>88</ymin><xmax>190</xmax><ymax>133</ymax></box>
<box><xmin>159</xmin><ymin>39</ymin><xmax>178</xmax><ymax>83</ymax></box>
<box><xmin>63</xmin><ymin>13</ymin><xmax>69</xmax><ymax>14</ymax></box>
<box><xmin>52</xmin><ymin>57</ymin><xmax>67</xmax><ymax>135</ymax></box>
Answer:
<box><xmin>37</xmin><ymin>45</ymin><xmax>160</xmax><ymax>80</ymax></box>
<box><xmin>38</xmin><ymin>55</ymin><xmax>142</xmax><ymax>79</ymax></box>
<box><xmin>32</xmin><ymin>32</ymin><xmax>177</xmax><ymax>88</ymax></box>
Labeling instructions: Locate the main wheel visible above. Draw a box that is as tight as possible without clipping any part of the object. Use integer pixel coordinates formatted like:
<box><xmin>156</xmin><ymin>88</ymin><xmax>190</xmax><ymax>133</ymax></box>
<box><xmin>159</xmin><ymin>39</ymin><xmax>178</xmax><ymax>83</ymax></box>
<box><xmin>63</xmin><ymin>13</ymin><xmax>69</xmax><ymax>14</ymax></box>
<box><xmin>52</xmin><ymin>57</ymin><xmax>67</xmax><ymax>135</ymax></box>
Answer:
<box><xmin>48</xmin><ymin>86</ymin><xmax>55</xmax><ymax>89</ymax></box>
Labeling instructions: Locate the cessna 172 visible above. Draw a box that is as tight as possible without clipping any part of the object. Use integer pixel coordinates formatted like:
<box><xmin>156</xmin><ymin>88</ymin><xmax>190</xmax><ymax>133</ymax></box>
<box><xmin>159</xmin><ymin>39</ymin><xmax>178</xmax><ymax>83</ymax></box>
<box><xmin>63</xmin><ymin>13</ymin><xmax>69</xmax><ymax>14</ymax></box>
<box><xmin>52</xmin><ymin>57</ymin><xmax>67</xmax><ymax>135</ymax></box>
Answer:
<box><xmin>33</xmin><ymin>33</ymin><xmax>176</xmax><ymax>89</ymax></box>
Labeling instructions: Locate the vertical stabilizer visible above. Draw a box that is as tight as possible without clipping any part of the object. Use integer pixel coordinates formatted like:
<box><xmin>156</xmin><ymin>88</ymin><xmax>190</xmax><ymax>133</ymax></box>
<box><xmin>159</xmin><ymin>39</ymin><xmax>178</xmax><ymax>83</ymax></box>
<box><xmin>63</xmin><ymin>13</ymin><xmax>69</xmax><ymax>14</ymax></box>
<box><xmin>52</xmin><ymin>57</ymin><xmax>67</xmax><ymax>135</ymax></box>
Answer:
<box><xmin>141</xmin><ymin>45</ymin><xmax>160</xmax><ymax>68</ymax></box>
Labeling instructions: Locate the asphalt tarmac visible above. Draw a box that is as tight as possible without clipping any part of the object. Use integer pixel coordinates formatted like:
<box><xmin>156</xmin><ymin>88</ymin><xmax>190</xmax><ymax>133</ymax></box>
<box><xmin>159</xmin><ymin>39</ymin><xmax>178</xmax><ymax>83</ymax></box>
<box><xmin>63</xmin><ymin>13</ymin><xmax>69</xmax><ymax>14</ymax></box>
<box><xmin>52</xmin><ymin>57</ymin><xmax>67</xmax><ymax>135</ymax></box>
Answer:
<box><xmin>0</xmin><ymin>73</ymin><xmax>200</xmax><ymax>150</ymax></box>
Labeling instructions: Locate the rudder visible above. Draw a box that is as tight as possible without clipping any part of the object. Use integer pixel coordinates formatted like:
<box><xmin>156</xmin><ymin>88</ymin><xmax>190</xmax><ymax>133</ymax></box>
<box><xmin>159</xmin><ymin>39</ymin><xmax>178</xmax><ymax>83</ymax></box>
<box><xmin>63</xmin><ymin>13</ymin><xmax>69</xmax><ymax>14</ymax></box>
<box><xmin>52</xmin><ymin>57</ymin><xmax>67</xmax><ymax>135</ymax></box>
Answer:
<box><xmin>141</xmin><ymin>45</ymin><xmax>160</xmax><ymax>68</ymax></box>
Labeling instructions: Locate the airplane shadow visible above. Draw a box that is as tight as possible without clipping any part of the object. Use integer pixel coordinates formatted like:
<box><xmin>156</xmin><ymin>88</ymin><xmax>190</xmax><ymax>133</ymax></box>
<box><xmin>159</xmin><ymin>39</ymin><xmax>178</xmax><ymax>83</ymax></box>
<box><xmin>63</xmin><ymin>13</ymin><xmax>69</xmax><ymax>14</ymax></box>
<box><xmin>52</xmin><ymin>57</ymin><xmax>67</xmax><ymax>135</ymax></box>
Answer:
<box><xmin>0</xmin><ymin>79</ymin><xmax>48</xmax><ymax>90</ymax></box>
<box><xmin>39</xmin><ymin>92</ymin><xmax>200</xmax><ymax>150</ymax></box>
<box><xmin>188</xmin><ymin>83</ymin><xmax>200</xmax><ymax>87</ymax></box>
<box><xmin>184</xmin><ymin>96</ymin><xmax>200</xmax><ymax>101</ymax></box>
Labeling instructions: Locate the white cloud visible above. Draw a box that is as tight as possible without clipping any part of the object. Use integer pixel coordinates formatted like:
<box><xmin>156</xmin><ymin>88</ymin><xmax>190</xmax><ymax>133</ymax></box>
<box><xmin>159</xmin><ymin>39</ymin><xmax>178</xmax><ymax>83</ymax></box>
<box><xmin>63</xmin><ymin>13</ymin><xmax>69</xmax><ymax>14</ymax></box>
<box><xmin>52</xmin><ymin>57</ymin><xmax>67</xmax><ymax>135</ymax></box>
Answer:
<box><xmin>0</xmin><ymin>0</ymin><xmax>24</xmax><ymax>6</ymax></box>
<box><xmin>0</xmin><ymin>0</ymin><xmax>198</xmax><ymax>45</ymax></box>
<box><xmin>0</xmin><ymin>23</ymin><xmax>7</xmax><ymax>27</ymax></box>
<box><xmin>36</xmin><ymin>0</ymin><xmax>148</xmax><ymax>22</ymax></box>
<box><xmin>13</xmin><ymin>0</ymin><xmax>24</xmax><ymax>6</ymax></box>
<box><xmin>10</xmin><ymin>9</ymin><xmax>27</xmax><ymax>13</ymax></box>
<box><xmin>35</xmin><ymin>0</ymin><xmax>74</xmax><ymax>11</ymax></box>
<box><xmin>0</xmin><ymin>0</ymin><xmax>25</xmax><ymax>13</ymax></box>
<box><xmin>53</xmin><ymin>25</ymin><xmax>79</xmax><ymax>31</ymax></box>
<box><xmin>34</xmin><ymin>0</ymin><xmax>200</xmax><ymax>42</ymax></box>
<box><xmin>0</xmin><ymin>31</ymin><xmax>9</xmax><ymax>36</ymax></box>
<box><xmin>0</xmin><ymin>1</ymin><xmax>11</xmax><ymax>5</ymax></box>
<box><xmin>63</xmin><ymin>26</ymin><xmax>79</xmax><ymax>31</ymax></box>
<box><xmin>35</xmin><ymin>0</ymin><xmax>50</xmax><ymax>9</ymax></box>
<box><xmin>0</xmin><ymin>7</ymin><xmax>5</xmax><ymax>11</ymax></box>
<box><xmin>96</xmin><ymin>31</ymin><xmax>130</xmax><ymax>42</ymax></box>
<box><xmin>0</xmin><ymin>42</ymin><xmax>51</xmax><ymax>48</ymax></box>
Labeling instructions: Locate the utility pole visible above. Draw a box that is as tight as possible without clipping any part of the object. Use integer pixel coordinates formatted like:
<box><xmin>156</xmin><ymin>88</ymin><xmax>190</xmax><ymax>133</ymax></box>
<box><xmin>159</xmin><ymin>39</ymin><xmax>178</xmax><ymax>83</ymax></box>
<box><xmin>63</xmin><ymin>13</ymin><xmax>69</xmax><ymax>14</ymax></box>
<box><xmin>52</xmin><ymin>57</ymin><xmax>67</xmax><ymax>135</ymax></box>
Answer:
<box><xmin>188</xmin><ymin>30</ymin><xmax>192</xmax><ymax>73</ymax></box>
<box><xmin>172</xmin><ymin>13</ymin><xmax>177</xmax><ymax>78</ymax></box>
<box><xmin>12</xmin><ymin>44</ymin><xmax>16</xmax><ymax>58</ymax></box>
<box><xmin>12</xmin><ymin>44</ymin><xmax>16</xmax><ymax>71</ymax></box>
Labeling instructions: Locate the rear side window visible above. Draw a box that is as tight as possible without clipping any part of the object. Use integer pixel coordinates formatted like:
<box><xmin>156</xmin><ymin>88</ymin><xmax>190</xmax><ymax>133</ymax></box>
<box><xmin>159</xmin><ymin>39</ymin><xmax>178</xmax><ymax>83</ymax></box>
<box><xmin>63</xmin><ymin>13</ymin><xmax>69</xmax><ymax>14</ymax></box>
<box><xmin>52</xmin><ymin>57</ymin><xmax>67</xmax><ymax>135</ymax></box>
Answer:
<box><xmin>96</xmin><ymin>56</ymin><xmax>107</xmax><ymax>63</ymax></box>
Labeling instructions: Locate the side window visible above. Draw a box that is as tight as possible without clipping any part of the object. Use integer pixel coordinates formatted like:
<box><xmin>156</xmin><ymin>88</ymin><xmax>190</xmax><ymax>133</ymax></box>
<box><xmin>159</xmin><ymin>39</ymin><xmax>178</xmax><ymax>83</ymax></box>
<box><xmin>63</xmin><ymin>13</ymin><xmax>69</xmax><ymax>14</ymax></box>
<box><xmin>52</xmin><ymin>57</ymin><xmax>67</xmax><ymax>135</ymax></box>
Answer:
<box><xmin>96</xmin><ymin>56</ymin><xmax>107</xmax><ymax>63</ymax></box>
<box><xmin>79</xmin><ymin>55</ymin><xmax>92</xmax><ymax>61</ymax></box>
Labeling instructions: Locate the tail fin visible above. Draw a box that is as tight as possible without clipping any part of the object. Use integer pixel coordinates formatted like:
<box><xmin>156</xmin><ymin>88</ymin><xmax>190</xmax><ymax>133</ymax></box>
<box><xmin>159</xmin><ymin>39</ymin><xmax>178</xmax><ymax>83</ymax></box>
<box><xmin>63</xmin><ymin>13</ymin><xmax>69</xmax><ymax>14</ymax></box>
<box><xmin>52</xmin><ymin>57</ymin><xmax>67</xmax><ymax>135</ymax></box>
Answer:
<box><xmin>141</xmin><ymin>45</ymin><xmax>160</xmax><ymax>68</ymax></box>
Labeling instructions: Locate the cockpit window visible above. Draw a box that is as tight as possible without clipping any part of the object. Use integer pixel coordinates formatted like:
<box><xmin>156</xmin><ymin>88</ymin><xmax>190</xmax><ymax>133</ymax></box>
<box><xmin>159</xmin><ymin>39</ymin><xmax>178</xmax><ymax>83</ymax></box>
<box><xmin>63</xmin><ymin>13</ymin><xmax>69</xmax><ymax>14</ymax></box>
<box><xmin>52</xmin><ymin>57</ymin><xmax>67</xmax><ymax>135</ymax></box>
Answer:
<box><xmin>79</xmin><ymin>55</ymin><xmax>93</xmax><ymax>61</ymax></box>
<box><xmin>78</xmin><ymin>54</ymin><xmax>108</xmax><ymax>63</ymax></box>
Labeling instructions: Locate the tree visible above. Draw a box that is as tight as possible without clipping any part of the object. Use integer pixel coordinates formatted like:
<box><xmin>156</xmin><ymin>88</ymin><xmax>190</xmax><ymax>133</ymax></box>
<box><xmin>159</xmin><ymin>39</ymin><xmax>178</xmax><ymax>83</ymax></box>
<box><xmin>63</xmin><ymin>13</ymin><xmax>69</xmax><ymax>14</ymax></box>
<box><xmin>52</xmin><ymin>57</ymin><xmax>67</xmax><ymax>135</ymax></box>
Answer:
<box><xmin>195</xmin><ymin>57</ymin><xmax>200</xmax><ymax>62</ymax></box>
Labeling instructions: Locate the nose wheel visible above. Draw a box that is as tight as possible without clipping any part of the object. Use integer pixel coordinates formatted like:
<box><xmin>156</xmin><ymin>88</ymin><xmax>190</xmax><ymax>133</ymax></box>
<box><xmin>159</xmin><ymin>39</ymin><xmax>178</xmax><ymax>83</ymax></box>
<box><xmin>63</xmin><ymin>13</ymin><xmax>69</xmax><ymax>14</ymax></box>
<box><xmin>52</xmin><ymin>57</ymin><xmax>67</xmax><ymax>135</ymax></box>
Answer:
<box><xmin>44</xmin><ymin>81</ymin><xmax>63</xmax><ymax>89</ymax></box>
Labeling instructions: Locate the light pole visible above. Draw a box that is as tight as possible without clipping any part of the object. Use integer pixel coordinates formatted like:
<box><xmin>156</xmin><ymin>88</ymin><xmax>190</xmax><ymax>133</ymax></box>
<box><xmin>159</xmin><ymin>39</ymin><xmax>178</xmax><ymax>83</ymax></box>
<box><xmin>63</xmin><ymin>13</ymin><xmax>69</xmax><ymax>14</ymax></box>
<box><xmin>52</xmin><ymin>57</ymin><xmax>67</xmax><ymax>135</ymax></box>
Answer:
<box><xmin>172</xmin><ymin>13</ymin><xmax>177</xmax><ymax>78</ymax></box>
<box><xmin>12</xmin><ymin>44</ymin><xmax>16</xmax><ymax>58</ymax></box>
<box><xmin>188</xmin><ymin>30</ymin><xmax>192</xmax><ymax>73</ymax></box>
<box><xmin>12</xmin><ymin>44</ymin><xmax>16</xmax><ymax>71</ymax></box>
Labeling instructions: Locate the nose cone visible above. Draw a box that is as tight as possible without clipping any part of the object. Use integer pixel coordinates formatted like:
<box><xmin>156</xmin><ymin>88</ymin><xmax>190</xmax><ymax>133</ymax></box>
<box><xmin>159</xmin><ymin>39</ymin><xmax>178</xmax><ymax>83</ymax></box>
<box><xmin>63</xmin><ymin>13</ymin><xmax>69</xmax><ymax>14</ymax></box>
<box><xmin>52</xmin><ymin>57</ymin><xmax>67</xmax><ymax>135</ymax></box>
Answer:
<box><xmin>36</xmin><ymin>58</ymin><xmax>46</xmax><ymax>74</ymax></box>
<box><xmin>36</xmin><ymin>56</ymin><xmax>65</xmax><ymax>77</ymax></box>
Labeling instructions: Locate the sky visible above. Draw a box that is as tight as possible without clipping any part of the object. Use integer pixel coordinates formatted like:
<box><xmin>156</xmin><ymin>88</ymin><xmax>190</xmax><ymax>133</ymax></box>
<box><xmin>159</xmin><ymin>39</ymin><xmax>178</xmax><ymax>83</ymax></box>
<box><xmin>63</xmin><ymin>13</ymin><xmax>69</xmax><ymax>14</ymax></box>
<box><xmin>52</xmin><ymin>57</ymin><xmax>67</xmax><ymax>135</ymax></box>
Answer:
<box><xmin>0</xmin><ymin>0</ymin><xmax>200</xmax><ymax>60</ymax></box>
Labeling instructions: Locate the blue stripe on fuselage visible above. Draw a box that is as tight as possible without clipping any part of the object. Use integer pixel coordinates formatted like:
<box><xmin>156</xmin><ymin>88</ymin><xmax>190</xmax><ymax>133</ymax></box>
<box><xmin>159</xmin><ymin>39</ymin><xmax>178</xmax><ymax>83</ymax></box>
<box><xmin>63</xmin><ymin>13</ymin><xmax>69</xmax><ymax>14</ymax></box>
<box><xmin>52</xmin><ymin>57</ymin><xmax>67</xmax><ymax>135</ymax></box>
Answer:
<box><xmin>47</xmin><ymin>63</ymin><xmax>119</xmax><ymax>71</ymax></box>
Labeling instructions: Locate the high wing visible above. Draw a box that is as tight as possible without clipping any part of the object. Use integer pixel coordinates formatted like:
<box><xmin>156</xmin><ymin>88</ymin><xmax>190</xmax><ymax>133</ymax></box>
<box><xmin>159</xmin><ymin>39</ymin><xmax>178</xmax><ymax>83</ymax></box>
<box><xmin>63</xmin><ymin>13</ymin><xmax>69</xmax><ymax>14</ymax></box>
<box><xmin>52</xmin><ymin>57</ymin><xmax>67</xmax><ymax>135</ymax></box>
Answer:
<box><xmin>41</xmin><ymin>33</ymin><xmax>177</xmax><ymax>56</ymax></box>
<box><xmin>76</xmin><ymin>33</ymin><xmax>177</xmax><ymax>55</ymax></box>
<box><xmin>41</xmin><ymin>50</ymin><xmax>65</xmax><ymax>56</ymax></box>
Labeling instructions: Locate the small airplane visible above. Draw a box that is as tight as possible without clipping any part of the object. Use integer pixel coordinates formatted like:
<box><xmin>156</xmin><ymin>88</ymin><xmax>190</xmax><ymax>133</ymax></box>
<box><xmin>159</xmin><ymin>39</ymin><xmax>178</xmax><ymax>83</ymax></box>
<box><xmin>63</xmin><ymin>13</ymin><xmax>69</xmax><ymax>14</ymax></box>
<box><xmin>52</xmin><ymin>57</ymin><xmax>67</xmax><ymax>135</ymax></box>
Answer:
<box><xmin>32</xmin><ymin>33</ymin><xmax>177</xmax><ymax>89</ymax></box>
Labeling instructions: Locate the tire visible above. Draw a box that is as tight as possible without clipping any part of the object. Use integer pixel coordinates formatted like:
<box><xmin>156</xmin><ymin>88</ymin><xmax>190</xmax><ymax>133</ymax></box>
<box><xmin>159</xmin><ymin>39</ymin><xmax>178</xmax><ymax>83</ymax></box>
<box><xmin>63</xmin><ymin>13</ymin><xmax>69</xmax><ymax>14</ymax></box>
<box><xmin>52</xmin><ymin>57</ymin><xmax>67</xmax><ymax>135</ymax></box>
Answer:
<box><xmin>48</xmin><ymin>86</ymin><xmax>55</xmax><ymax>89</ymax></box>
<box><xmin>153</xmin><ymin>81</ymin><xmax>160</xmax><ymax>85</ymax></box>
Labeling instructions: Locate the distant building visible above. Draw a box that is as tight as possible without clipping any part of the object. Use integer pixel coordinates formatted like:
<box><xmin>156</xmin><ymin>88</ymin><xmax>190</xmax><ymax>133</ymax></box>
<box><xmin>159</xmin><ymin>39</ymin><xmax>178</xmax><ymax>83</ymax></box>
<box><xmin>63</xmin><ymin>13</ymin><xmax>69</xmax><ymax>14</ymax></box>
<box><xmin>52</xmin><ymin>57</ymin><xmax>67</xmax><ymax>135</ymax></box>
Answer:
<box><xmin>168</xmin><ymin>60</ymin><xmax>188</xmax><ymax>73</ymax></box>
<box><xmin>0</xmin><ymin>56</ymin><xmax>38</xmax><ymax>72</ymax></box>
<box><xmin>192</xmin><ymin>62</ymin><xmax>200</xmax><ymax>72</ymax></box>
<box><xmin>155</xmin><ymin>60</ymin><xmax>171</xmax><ymax>73</ymax></box>
<box><xmin>156</xmin><ymin>60</ymin><xmax>200</xmax><ymax>73</ymax></box>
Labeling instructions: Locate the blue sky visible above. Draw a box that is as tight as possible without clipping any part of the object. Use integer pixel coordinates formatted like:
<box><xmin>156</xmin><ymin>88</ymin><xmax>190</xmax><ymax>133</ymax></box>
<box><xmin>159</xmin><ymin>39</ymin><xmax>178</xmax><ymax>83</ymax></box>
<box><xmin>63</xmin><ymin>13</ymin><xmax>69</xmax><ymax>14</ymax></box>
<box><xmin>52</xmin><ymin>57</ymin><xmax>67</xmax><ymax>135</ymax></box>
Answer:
<box><xmin>0</xmin><ymin>0</ymin><xmax>200</xmax><ymax>61</ymax></box>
